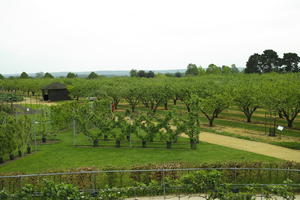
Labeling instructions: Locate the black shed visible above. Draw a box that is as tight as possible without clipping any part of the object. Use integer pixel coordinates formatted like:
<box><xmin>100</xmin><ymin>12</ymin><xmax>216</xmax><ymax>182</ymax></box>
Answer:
<box><xmin>41</xmin><ymin>82</ymin><xmax>70</xmax><ymax>101</ymax></box>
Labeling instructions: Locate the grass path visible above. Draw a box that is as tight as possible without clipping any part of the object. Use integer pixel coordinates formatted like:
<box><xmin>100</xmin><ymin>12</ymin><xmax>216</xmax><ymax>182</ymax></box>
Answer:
<box><xmin>197</xmin><ymin>132</ymin><xmax>300</xmax><ymax>163</ymax></box>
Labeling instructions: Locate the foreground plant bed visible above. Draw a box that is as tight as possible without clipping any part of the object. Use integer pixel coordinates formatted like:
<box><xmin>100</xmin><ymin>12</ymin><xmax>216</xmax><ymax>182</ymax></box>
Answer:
<box><xmin>1</xmin><ymin>162</ymin><xmax>300</xmax><ymax>194</ymax></box>
<box><xmin>0</xmin><ymin>171</ymin><xmax>297</xmax><ymax>200</ymax></box>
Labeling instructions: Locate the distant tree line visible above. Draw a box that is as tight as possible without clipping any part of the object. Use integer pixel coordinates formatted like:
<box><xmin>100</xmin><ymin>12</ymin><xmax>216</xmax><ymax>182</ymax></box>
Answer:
<box><xmin>0</xmin><ymin>72</ymin><xmax>92</xmax><ymax>79</ymax></box>
<box><xmin>130</xmin><ymin>69</ymin><xmax>155</xmax><ymax>78</ymax></box>
<box><xmin>245</xmin><ymin>49</ymin><xmax>300</xmax><ymax>73</ymax></box>
<box><xmin>185</xmin><ymin>63</ymin><xmax>239</xmax><ymax>76</ymax></box>
<box><xmin>2</xmin><ymin>49</ymin><xmax>298</xmax><ymax>80</ymax></box>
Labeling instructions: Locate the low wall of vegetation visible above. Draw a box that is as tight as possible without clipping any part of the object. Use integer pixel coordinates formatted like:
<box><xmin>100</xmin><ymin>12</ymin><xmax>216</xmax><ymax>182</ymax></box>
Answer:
<box><xmin>0</xmin><ymin>169</ymin><xmax>298</xmax><ymax>200</ymax></box>
<box><xmin>1</xmin><ymin>162</ymin><xmax>300</xmax><ymax>193</ymax></box>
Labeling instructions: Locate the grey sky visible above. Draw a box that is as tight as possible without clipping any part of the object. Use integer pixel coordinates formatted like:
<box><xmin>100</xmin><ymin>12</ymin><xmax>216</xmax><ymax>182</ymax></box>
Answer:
<box><xmin>0</xmin><ymin>0</ymin><xmax>299</xmax><ymax>74</ymax></box>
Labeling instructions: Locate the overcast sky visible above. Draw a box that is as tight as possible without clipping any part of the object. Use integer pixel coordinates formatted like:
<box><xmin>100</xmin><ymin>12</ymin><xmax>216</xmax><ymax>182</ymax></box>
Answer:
<box><xmin>0</xmin><ymin>0</ymin><xmax>299</xmax><ymax>74</ymax></box>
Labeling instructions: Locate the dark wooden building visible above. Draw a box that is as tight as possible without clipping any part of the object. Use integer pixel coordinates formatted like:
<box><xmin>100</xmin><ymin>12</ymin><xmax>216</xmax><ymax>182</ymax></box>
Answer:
<box><xmin>42</xmin><ymin>82</ymin><xmax>70</xmax><ymax>101</ymax></box>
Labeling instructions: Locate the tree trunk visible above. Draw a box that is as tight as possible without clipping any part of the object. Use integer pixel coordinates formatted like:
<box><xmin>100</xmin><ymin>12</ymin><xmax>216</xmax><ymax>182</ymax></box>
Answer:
<box><xmin>166</xmin><ymin>141</ymin><xmax>172</xmax><ymax>149</ymax></box>
<box><xmin>190</xmin><ymin>139</ymin><xmax>197</xmax><ymax>150</ymax></box>
<box><xmin>186</xmin><ymin>105</ymin><xmax>190</xmax><ymax>112</ymax></box>
<box><xmin>0</xmin><ymin>157</ymin><xmax>3</xmax><ymax>164</ymax></box>
<box><xmin>152</xmin><ymin>107</ymin><xmax>157</xmax><ymax>113</ymax></box>
<box><xmin>131</xmin><ymin>106</ymin><xmax>135</xmax><ymax>112</ymax></box>
<box><xmin>173</xmin><ymin>99</ymin><xmax>177</xmax><ymax>105</ymax></box>
<box><xmin>115</xmin><ymin>140</ymin><xmax>121</xmax><ymax>148</ymax></box>
<box><xmin>246</xmin><ymin>115</ymin><xmax>252</xmax><ymax>123</ymax></box>
<box><xmin>27</xmin><ymin>146</ymin><xmax>31</xmax><ymax>154</ymax></box>
<box><xmin>142</xmin><ymin>140</ymin><xmax>146</xmax><ymax>148</ymax></box>
<box><xmin>9</xmin><ymin>154</ymin><xmax>14</xmax><ymax>160</ymax></box>
<box><xmin>268</xmin><ymin>128</ymin><xmax>276</xmax><ymax>137</ymax></box>
<box><xmin>278</xmin><ymin>111</ymin><xmax>283</xmax><ymax>119</ymax></box>
<box><xmin>93</xmin><ymin>139</ymin><xmax>99</xmax><ymax>147</ymax></box>
<box><xmin>42</xmin><ymin>136</ymin><xmax>46</xmax><ymax>143</ymax></box>
<box><xmin>104</xmin><ymin>135</ymin><xmax>108</xmax><ymax>141</ymax></box>
<box><xmin>287</xmin><ymin>120</ymin><xmax>293</xmax><ymax>128</ymax></box>
<box><xmin>126</xmin><ymin>135</ymin><xmax>130</xmax><ymax>141</ymax></box>
<box><xmin>18</xmin><ymin>150</ymin><xmax>22</xmax><ymax>157</ymax></box>
<box><xmin>209</xmin><ymin>119</ymin><xmax>214</xmax><ymax>127</ymax></box>
<box><xmin>164</xmin><ymin>102</ymin><xmax>168</xmax><ymax>110</ymax></box>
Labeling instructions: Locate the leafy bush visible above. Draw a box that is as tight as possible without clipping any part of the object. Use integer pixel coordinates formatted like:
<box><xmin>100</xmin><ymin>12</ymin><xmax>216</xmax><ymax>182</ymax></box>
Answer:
<box><xmin>0</xmin><ymin>93</ymin><xmax>23</xmax><ymax>102</ymax></box>
<box><xmin>0</xmin><ymin>173</ymin><xmax>296</xmax><ymax>200</ymax></box>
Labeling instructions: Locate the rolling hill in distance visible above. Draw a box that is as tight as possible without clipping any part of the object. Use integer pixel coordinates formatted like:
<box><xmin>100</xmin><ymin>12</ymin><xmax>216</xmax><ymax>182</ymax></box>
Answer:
<box><xmin>4</xmin><ymin>69</ymin><xmax>187</xmax><ymax>78</ymax></box>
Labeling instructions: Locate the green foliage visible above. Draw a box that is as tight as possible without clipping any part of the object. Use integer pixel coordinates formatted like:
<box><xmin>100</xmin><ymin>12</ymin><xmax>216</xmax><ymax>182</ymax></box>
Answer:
<box><xmin>179</xmin><ymin>170</ymin><xmax>223</xmax><ymax>194</ymax></box>
<box><xmin>282</xmin><ymin>53</ymin><xmax>300</xmax><ymax>72</ymax></box>
<box><xmin>135</xmin><ymin>113</ymin><xmax>159</xmax><ymax>146</ymax></box>
<box><xmin>41</xmin><ymin>179</ymin><xmax>89</xmax><ymax>200</ymax></box>
<box><xmin>16</xmin><ymin>115</ymin><xmax>32</xmax><ymax>156</ymax></box>
<box><xmin>19</xmin><ymin>72</ymin><xmax>30</xmax><ymax>79</ymax></box>
<box><xmin>0</xmin><ymin>112</ymin><xmax>32</xmax><ymax>160</ymax></box>
<box><xmin>43</xmin><ymin>72</ymin><xmax>54</xmax><ymax>78</ymax></box>
<box><xmin>0</xmin><ymin>93</ymin><xmax>23</xmax><ymax>102</ymax></box>
<box><xmin>157</xmin><ymin>112</ymin><xmax>179</xmax><ymax>148</ymax></box>
<box><xmin>117</xmin><ymin>114</ymin><xmax>137</xmax><ymax>141</ymax></box>
<box><xmin>139</xmin><ymin>83</ymin><xmax>165</xmax><ymax>113</ymax></box>
<box><xmin>177</xmin><ymin>111</ymin><xmax>200</xmax><ymax>149</ymax></box>
<box><xmin>192</xmin><ymin>84</ymin><xmax>232</xmax><ymax>126</ymax></box>
<box><xmin>2</xmin><ymin>180</ymin><xmax>89</xmax><ymax>200</ymax></box>
<box><xmin>262</xmin><ymin>77</ymin><xmax>300</xmax><ymax>128</ymax></box>
<box><xmin>87</xmin><ymin>72</ymin><xmax>98</xmax><ymax>79</ymax></box>
<box><xmin>66</xmin><ymin>72</ymin><xmax>78</xmax><ymax>78</ymax></box>
<box><xmin>130</xmin><ymin>69</ymin><xmax>137</xmax><ymax>77</ymax></box>
<box><xmin>98</xmin><ymin>187</ymin><xmax>125</xmax><ymax>200</ymax></box>
<box><xmin>77</xmin><ymin>99</ymin><xmax>113</xmax><ymax>147</ymax></box>
<box><xmin>206</xmin><ymin>64</ymin><xmax>222</xmax><ymax>74</ymax></box>
<box><xmin>232</xmin><ymin>80</ymin><xmax>261</xmax><ymax>122</ymax></box>
<box><xmin>185</xmin><ymin>63</ymin><xmax>199</xmax><ymax>76</ymax></box>
<box><xmin>1</xmin><ymin>171</ymin><xmax>296</xmax><ymax>200</ymax></box>
<box><xmin>245</xmin><ymin>49</ymin><xmax>300</xmax><ymax>73</ymax></box>
<box><xmin>123</xmin><ymin>85</ymin><xmax>141</xmax><ymax>112</ymax></box>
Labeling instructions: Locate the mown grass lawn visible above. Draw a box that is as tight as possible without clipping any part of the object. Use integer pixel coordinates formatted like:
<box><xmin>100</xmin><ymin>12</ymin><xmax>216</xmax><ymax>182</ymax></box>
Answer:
<box><xmin>0</xmin><ymin>129</ymin><xmax>282</xmax><ymax>174</ymax></box>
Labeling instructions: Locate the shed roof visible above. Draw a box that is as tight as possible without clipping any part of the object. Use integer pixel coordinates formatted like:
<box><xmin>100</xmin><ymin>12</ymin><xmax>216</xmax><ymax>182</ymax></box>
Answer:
<box><xmin>42</xmin><ymin>82</ymin><xmax>67</xmax><ymax>90</ymax></box>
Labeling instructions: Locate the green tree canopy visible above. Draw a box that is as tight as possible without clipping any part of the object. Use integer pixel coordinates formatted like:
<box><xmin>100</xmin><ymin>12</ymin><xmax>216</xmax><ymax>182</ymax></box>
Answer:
<box><xmin>206</xmin><ymin>64</ymin><xmax>222</xmax><ymax>74</ymax></box>
<box><xmin>231</xmin><ymin>64</ymin><xmax>239</xmax><ymax>73</ymax></box>
<box><xmin>43</xmin><ymin>72</ymin><xmax>54</xmax><ymax>79</ymax></box>
<box><xmin>198</xmin><ymin>66</ymin><xmax>206</xmax><ymax>75</ymax></box>
<box><xmin>221</xmin><ymin>65</ymin><xmax>232</xmax><ymax>74</ymax></box>
<box><xmin>87</xmin><ymin>72</ymin><xmax>98</xmax><ymax>79</ymax></box>
<box><xmin>259</xmin><ymin>49</ymin><xmax>281</xmax><ymax>72</ymax></box>
<box><xmin>66</xmin><ymin>72</ymin><xmax>77</xmax><ymax>78</ymax></box>
<box><xmin>130</xmin><ymin>69</ymin><xmax>137</xmax><ymax>77</ymax></box>
<box><xmin>245</xmin><ymin>53</ymin><xmax>260</xmax><ymax>73</ymax></box>
<box><xmin>282</xmin><ymin>53</ymin><xmax>300</xmax><ymax>72</ymax></box>
<box><xmin>185</xmin><ymin>63</ymin><xmax>199</xmax><ymax>76</ymax></box>
<box><xmin>19</xmin><ymin>72</ymin><xmax>30</xmax><ymax>79</ymax></box>
<box><xmin>232</xmin><ymin>80</ymin><xmax>261</xmax><ymax>122</ymax></box>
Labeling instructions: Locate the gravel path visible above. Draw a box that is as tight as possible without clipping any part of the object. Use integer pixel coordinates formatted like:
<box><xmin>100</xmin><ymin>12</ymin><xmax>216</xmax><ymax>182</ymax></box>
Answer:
<box><xmin>198</xmin><ymin>132</ymin><xmax>300</xmax><ymax>163</ymax></box>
